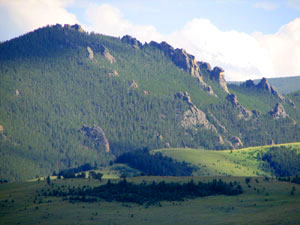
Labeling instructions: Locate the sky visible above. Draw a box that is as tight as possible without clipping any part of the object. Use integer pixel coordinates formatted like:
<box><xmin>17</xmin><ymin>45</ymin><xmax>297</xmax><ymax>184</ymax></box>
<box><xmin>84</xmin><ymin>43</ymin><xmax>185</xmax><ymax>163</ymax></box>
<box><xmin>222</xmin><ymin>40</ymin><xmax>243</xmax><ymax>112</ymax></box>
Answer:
<box><xmin>0</xmin><ymin>0</ymin><xmax>300</xmax><ymax>81</ymax></box>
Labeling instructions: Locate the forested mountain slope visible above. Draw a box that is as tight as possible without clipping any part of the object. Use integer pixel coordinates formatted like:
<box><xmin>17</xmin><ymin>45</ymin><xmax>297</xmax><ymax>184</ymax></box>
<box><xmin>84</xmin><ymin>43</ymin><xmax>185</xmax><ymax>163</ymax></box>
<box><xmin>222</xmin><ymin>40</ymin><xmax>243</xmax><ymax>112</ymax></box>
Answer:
<box><xmin>1</xmin><ymin>24</ymin><xmax>300</xmax><ymax>181</ymax></box>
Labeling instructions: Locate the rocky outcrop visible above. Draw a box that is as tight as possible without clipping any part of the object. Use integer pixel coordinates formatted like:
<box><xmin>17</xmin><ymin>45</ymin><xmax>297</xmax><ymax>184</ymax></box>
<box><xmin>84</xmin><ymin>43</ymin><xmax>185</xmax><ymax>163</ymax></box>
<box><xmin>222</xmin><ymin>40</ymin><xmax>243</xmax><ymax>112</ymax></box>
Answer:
<box><xmin>64</xmin><ymin>24</ymin><xmax>84</xmax><ymax>33</ymax></box>
<box><xmin>198</xmin><ymin>62</ymin><xmax>212</xmax><ymax>73</ymax></box>
<box><xmin>175</xmin><ymin>92</ymin><xmax>217</xmax><ymax>133</ymax></box>
<box><xmin>231</xmin><ymin>136</ymin><xmax>243</xmax><ymax>148</ymax></box>
<box><xmin>210</xmin><ymin>67</ymin><xmax>229</xmax><ymax>93</ymax></box>
<box><xmin>149</xmin><ymin>41</ymin><xmax>215</xmax><ymax>95</ymax></box>
<box><xmin>80</xmin><ymin>125</ymin><xmax>110</xmax><ymax>152</ymax></box>
<box><xmin>244</xmin><ymin>79</ymin><xmax>256</xmax><ymax>88</ymax></box>
<box><xmin>244</xmin><ymin>78</ymin><xmax>285</xmax><ymax>101</ymax></box>
<box><xmin>99</xmin><ymin>45</ymin><xmax>116</xmax><ymax>63</ymax></box>
<box><xmin>269</xmin><ymin>103</ymin><xmax>288</xmax><ymax>119</ymax></box>
<box><xmin>226</xmin><ymin>93</ymin><xmax>253</xmax><ymax>118</ymax></box>
<box><xmin>121</xmin><ymin>35</ymin><xmax>142</xmax><ymax>49</ymax></box>
<box><xmin>87</xmin><ymin>46</ymin><xmax>94</xmax><ymax>60</ymax></box>
<box><xmin>128</xmin><ymin>80</ymin><xmax>138</xmax><ymax>88</ymax></box>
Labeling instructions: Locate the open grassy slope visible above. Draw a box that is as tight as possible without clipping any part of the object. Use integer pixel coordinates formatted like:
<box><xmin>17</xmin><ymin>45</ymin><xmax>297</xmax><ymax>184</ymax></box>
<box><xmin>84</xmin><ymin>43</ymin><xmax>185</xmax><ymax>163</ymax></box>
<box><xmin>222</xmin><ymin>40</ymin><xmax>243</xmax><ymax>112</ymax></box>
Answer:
<box><xmin>0</xmin><ymin>176</ymin><xmax>300</xmax><ymax>225</ymax></box>
<box><xmin>155</xmin><ymin>143</ymin><xmax>300</xmax><ymax>177</ymax></box>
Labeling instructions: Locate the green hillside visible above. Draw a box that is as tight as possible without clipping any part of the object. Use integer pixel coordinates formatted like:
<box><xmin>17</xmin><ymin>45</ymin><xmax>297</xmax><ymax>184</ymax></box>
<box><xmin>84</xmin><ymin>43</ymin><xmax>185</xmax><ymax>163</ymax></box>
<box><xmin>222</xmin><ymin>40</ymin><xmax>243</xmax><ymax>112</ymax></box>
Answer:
<box><xmin>155</xmin><ymin>143</ymin><xmax>300</xmax><ymax>177</ymax></box>
<box><xmin>1</xmin><ymin>24</ymin><xmax>300</xmax><ymax>181</ymax></box>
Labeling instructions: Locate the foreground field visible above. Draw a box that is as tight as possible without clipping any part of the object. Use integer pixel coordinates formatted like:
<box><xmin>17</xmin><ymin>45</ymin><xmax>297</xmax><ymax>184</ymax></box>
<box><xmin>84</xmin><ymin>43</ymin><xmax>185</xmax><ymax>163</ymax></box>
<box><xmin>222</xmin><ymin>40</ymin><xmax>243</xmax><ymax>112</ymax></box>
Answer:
<box><xmin>0</xmin><ymin>176</ymin><xmax>300</xmax><ymax>225</ymax></box>
<box><xmin>155</xmin><ymin>143</ymin><xmax>300</xmax><ymax>177</ymax></box>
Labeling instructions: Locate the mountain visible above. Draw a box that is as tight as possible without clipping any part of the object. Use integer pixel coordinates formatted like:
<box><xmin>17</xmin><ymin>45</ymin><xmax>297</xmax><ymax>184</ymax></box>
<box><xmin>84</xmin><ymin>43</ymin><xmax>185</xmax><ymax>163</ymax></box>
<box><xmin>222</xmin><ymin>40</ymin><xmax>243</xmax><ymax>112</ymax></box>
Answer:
<box><xmin>228</xmin><ymin>76</ymin><xmax>300</xmax><ymax>94</ymax></box>
<box><xmin>1</xmin><ymin>24</ymin><xmax>300</xmax><ymax>181</ymax></box>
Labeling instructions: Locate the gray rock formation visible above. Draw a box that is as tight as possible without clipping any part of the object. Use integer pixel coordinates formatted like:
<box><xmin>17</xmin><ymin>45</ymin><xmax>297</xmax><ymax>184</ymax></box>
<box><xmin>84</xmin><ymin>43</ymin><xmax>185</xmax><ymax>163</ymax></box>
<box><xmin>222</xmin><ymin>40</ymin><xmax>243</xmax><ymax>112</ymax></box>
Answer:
<box><xmin>210</xmin><ymin>67</ymin><xmax>229</xmax><ymax>93</ymax></box>
<box><xmin>269</xmin><ymin>103</ymin><xmax>288</xmax><ymax>119</ymax></box>
<box><xmin>198</xmin><ymin>62</ymin><xmax>212</xmax><ymax>73</ymax></box>
<box><xmin>121</xmin><ymin>35</ymin><xmax>142</xmax><ymax>49</ymax></box>
<box><xmin>87</xmin><ymin>46</ymin><xmax>94</xmax><ymax>60</ymax></box>
<box><xmin>80</xmin><ymin>125</ymin><xmax>110</xmax><ymax>152</ymax></box>
<box><xmin>244</xmin><ymin>79</ymin><xmax>256</xmax><ymax>88</ymax></box>
<box><xmin>64</xmin><ymin>24</ymin><xmax>84</xmax><ymax>32</ymax></box>
<box><xmin>175</xmin><ymin>92</ymin><xmax>218</xmax><ymax>133</ymax></box>
<box><xmin>149</xmin><ymin>41</ymin><xmax>215</xmax><ymax>95</ymax></box>
<box><xmin>99</xmin><ymin>45</ymin><xmax>116</xmax><ymax>63</ymax></box>
<box><xmin>226</xmin><ymin>93</ymin><xmax>252</xmax><ymax>119</ymax></box>
<box><xmin>256</xmin><ymin>78</ymin><xmax>285</xmax><ymax>100</ymax></box>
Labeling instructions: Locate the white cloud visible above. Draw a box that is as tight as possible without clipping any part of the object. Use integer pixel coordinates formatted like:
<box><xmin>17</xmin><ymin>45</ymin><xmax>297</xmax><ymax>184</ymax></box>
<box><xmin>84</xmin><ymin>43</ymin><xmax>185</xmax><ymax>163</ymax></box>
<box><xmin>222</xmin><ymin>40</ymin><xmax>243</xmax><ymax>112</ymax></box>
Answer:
<box><xmin>253</xmin><ymin>2</ymin><xmax>279</xmax><ymax>10</ymax></box>
<box><xmin>164</xmin><ymin>19</ymin><xmax>275</xmax><ymax>81</ymax></box>
<box><xmin>0</xmin><ymin>0</ymin><xmax>78</xmax><ymax>41</ymax></box>
<box><xmin>254</xmin><ymin>18</ymin><xmax>300</xmax><ymax>78</ymax></box>
<box><xmin>83</xmin><ymin>3</ymin><xmax>163</xmax><ymax>43</ymax></box>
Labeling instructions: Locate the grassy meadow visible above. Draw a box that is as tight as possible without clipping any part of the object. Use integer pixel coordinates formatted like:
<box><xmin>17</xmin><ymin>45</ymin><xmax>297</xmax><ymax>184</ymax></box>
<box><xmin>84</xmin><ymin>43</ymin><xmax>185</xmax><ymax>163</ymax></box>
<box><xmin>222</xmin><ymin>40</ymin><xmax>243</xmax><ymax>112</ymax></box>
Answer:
<box><xmin>155</xmin><ymin>143</ymin><xmax>300</xmax><ymax>177</ymax></box>
<box><xmin>0</xmin><ymin>176</ymin><xmax>300</xmax><ymax>225</ymax></box>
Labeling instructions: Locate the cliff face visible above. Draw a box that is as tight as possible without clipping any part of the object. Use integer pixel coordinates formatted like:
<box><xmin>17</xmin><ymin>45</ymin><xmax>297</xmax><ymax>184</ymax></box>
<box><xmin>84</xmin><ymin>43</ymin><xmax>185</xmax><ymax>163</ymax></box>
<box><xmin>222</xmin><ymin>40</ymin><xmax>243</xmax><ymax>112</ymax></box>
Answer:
<box><xmin>174</xmin><ymin>92</ymin><xmax>217</xmax><ymax>133</ymax></box>
<box><xmin>210</xmin><ymin>67</ymin><xmax>229</xmax><ymax>93</ymax></box>
<box><xmin>269</xmin><ymin>103</ymin><xmax>288</xmax><ymax>119</ymax></box>
<box><xmin>148</xmin><ymin>41</ymin><xmax>217</xmax><ymax>95</ymax></box>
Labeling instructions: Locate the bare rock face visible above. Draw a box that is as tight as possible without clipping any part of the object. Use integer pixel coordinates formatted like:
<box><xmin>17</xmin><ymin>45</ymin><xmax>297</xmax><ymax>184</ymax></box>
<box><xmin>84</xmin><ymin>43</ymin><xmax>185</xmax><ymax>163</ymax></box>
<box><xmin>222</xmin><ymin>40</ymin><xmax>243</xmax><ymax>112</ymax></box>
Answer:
<box><xmin>121</xmin><ymin>35</ymin><xmax>142</xmax><ymax>49</ymax></box>
<box><xmin>175</xmin><ymin>92</ymin><xmax>217</xmax><ymax>133</ymax></box>
<box><xmin>210</xmin><ymin>67</ymin><xmax>229</xmax><ymax>93</ymax></box>
<box><xmin>231</xmin><ymin>136</ymin><xmax>243</xmax><ymax>148</ymax></box>
<box><xmin>128</xmin><ymin>80</ymin><xmax>138</xmax><ymax>88</ymax></box>
<box><xmin>226</xmin><ymin>93</ymin><xmax>253</xmax><ymax>119</ymax></box>
<box><xmin>64</xmin><ymin>24</ymin><xmax>84</xmax><ymax>33</ymax></box>
<box><xmin>174</xmin><ymin>92</ymin><xmax>193</xmax><ymax>105</ymax></box>
<box><xmin>99</xmin><ymin>45</ymin><xmax>116</xmax><ymax>63</ymax></box>
<box><xmin>244</xmin><ymin>79</ymin><xmax>256</xmax><ymax>88</ymax></box>
<box><xmin>149</xmin><ymin>41</ymin><xmax>214</xmax><ymax>95</ymax></box>
<box><xmin>87</xmin><ymin>46</ymin><xmax>94</xmax><ymax>60</ymax></box>
<box><xmin>269</xmin><ymin>103</ymin><xmax>288</xmax><ymax>119</ymax></box>
<box><xmin>198</xmin><ymin>62</ymin><xmax>212</xmax><ymax>73</ymax></box>
<box><xmin>80</xmin><ymin>125</ymin><xmax>110</xmax><ymax>152</ymax></box>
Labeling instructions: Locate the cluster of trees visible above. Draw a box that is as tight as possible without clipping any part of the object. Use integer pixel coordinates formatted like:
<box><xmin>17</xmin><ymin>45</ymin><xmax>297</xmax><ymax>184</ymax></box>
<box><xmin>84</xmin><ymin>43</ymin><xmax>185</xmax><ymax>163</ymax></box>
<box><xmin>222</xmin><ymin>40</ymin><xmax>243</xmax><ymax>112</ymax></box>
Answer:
<box><xmin>57</xmin><ymin>163</ymin><xmax>94</xmax><ymax>177</ymax></box>
<box><xmin>45</xmin><ymin>178</ymin><xmax>242</xmax><ymax>205</ymax></box>
<box><xmin>258</xmin><ymin>147</ymin><xmax>300</xmax><ymax>176</ymax></box>
<box><xmin>277</xmin><ymin>176</ymin><xmax>300</xmax><ymax>185</ymax></box>
<box><xmin>115</xmin><ymin>148</ymin><xmax>194</xmax><ymax>176</ymax></box>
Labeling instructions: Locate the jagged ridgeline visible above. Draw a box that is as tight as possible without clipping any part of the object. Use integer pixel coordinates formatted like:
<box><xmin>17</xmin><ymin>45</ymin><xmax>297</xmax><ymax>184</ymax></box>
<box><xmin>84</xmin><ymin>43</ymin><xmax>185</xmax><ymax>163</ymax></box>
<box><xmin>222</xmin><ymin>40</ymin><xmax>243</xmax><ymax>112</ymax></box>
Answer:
<box><xmin>1</xmin><ymin>24</ymin><xmax>300</xmax><ymax>181</ymax></box>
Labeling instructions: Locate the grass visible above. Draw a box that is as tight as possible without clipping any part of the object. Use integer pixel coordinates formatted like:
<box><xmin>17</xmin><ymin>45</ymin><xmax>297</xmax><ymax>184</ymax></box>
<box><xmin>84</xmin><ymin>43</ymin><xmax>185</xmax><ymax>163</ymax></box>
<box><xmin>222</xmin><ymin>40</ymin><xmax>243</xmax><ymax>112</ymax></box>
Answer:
<box><xmin>0</xmin><ymin>176</ymin><xmax>300</xmax><ymax>225</ymax></box>
<box><xmin>154</xmin><ymin>143</ymin><xmax>300</xmax><ymax>177</ymax></box>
